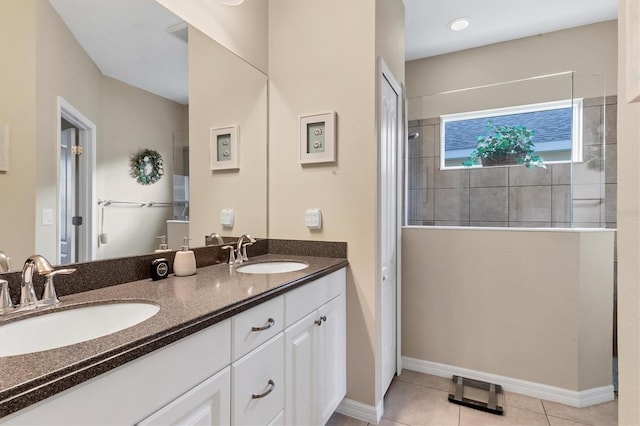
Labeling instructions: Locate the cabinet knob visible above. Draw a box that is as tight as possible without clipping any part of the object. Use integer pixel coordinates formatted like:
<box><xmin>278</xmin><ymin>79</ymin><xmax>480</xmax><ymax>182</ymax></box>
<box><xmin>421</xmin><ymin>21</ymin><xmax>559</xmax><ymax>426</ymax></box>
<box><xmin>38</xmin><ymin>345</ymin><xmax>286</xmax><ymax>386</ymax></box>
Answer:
<box><xmin>251</xmin><ymin>317</ymin><xmax>275</xmax><ymax>332</ymax></box>
<box><xmin>315</xmin><ymin>316</ymin><xmax>327</xmax><ymax>326</ymax></box>
<box><xmin>251</xmin><ymin>379</ymin><xmax>275</xmax><ymax>399</ymax></box>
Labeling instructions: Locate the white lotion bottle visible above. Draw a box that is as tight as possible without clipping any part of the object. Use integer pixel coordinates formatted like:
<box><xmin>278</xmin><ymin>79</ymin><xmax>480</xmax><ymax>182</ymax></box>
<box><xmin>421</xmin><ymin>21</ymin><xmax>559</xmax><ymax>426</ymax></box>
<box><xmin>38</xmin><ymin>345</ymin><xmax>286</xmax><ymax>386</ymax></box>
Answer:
<box><xmin>154</xmin><ymin>235</ymin><xmax>172</xmax><ymax>253</ymax></box>
<box><xmin>173</xmin><ymin>237</ymin><xmax>196</xmax><ymax>276</ymax></box>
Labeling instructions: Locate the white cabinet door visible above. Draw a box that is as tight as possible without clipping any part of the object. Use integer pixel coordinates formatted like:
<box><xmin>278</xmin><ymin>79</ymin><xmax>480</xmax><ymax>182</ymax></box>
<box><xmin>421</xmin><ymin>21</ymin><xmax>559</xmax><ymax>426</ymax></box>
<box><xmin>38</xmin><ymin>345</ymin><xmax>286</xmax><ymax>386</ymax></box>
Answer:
<box><xmin>317</xmin><ymin>294</ymin><xmax>346</xmax><ymax>425</ymax></box>
<box><xmin>138</xmin><ymin>367</ymin><xmax>231</xmax><ymax>426</ymax></box>
<box><xmin>284</xmin><ymin>310</ymin><xmax>319</xmax><ymax>426</ymax></box>
<box><xmin>231</xmin><ymin>334</ymin><xmax>284</xmax><ymax>425</ymax></box>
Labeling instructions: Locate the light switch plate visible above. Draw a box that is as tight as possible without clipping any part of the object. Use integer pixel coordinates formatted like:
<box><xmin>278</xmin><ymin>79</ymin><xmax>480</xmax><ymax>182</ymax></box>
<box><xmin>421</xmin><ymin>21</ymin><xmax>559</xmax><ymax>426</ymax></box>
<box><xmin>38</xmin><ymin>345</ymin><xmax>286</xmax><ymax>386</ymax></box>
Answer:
<box><xmin>305</xmin><ymin>208</ymin><xmax>322</xmax><ymax>230</ymax></box>
<box><xmin>42</xmin><ymin>208</ymin><xmax>54</xmax><ymax>225</ymax></box>
<box><xmin>220</xmin><ymin>208</ymin><xmax>235</xmax><ymax>228</ymax></box>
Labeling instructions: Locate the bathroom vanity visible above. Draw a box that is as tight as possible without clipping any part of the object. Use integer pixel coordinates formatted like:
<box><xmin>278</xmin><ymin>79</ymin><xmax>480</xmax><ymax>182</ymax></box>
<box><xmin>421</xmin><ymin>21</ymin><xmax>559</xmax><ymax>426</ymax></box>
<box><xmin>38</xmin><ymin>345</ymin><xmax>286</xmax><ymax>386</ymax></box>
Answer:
<box><xmin>0</xmin><ymin>254</ymin><xmax>347</xmax><ymax>425</ymax></box>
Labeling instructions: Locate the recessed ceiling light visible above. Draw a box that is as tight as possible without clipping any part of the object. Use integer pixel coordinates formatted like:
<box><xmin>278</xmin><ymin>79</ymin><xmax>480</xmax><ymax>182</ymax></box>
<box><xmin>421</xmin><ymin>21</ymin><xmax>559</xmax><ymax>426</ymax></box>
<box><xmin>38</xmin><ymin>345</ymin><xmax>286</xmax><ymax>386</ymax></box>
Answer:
<box><xmin>448</xmin><ymin>18</ymin><xmax>470</xmax><ymax>32</ymax></box>
<box><xmin>218</xmin><ymin>0</ymin><xmax>244</xmax><ymax>5</ymax></box>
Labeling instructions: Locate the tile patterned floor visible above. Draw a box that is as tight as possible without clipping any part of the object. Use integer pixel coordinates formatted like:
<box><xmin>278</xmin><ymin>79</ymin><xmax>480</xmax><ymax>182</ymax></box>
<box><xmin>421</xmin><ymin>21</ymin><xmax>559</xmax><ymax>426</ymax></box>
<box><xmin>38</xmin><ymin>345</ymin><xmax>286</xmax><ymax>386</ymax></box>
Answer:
<box><xmin>327</xmin><ymin>370</ymin><xmax>617</xmax><ymax>426</ymax></box>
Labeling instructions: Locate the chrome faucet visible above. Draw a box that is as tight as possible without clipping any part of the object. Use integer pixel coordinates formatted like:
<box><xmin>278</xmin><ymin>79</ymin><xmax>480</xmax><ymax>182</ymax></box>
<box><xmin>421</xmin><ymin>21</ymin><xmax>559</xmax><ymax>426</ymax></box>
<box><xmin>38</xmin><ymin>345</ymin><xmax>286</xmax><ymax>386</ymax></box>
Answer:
<box><xmin>206</xmin><ymin>233</ymin><xmax>224</xmax><ymax>246</ymax></box>
<box><xmin>0</xmin><ymin>250</ymin><xmax>10</xmax><ymax>273</ymax></box>
<box><xmin>0</xmin><ymin>279</ymin><xmax>13</xmax><ymax>314</ymax></box>
<box><xmin>40</xmin><ymin>268</ymin><xmax>76</xmax><ymax>306</ymax></box>
<box><xmin>221</xmin><ymin>245</ymin><xmax>236</xmax><ymax>266</ymax></box>
<box><xmin>20</xmin><ymin>255</ymin><xmax>54</xmax><ymax>310</ymax></box>
<box><xmin>236</xmin><ymin>234</ymin><xmax>256</xmax><ymax>264</ymax></box>
<box><xmin>0</xmin><ymin>255</ymin><xmax>76</xmax><ymax>315</ymax></box>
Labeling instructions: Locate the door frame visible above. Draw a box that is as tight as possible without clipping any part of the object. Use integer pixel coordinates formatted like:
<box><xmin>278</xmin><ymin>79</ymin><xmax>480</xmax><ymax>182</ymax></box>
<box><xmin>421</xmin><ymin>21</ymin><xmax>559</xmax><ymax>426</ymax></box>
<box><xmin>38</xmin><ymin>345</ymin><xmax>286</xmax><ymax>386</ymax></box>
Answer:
<box><xmin>57</xmin><ymin>96</ymin><xmax>97</xmax><ymax>263</ymax></box>
<box><xmin>375</xmin><ymin>57</ymin><xmax>404</xmax><ymax>409</ymax></box>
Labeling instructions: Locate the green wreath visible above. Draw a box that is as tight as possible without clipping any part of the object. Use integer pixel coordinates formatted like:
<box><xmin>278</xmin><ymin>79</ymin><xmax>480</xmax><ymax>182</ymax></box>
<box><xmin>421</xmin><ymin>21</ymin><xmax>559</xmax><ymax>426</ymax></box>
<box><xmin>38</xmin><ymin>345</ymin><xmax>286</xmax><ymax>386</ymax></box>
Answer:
<box><xmin>130</xmin><ymin>149</ymin><xmax>164</xmax><ymax>185</ymax></box>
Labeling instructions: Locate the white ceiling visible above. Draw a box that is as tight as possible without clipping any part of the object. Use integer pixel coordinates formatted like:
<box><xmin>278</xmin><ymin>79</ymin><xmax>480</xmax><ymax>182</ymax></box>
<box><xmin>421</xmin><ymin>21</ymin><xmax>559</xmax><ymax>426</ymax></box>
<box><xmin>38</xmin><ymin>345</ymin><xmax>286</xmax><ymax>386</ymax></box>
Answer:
<box><xmin>405</xmin><ymin>0</ymin><xmax>618</xmax><ymax>61</ymax></box>
<box><xmin>49</xmin><ymin>0</ymin><xmax>189</xmax><ymax>105</ymax></box>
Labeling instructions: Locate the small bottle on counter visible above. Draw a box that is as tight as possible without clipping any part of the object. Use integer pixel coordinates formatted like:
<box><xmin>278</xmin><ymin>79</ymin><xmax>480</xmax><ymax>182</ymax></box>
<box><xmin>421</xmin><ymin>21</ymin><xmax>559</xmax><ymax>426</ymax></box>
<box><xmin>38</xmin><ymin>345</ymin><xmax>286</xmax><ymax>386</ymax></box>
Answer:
<box><xmin>173</xmin><ymin>237</ymin><xmax>196</xmax><ymax>276</ymax></box>
<box><xmin>154</xmin><ymin>235</ymin><xmax>172</xmax><ymax>253</ymax></box>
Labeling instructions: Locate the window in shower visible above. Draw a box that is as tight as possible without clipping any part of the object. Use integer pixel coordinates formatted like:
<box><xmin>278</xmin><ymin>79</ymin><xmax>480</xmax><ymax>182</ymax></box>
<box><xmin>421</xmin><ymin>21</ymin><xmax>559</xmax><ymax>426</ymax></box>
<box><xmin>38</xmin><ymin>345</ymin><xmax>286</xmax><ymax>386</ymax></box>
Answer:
<box><xmin>440</xmin><ymin>99</ymin><xmax>583</xmax><ymax>169</ymax></box>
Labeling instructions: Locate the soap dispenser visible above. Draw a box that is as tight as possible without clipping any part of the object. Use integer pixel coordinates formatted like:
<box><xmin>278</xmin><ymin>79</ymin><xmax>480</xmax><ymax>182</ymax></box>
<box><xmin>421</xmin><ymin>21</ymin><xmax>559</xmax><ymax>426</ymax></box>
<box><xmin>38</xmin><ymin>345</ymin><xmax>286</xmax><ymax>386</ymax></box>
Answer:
<box><xmin>154</xmin><ymin>236</ymin><xmax>172</xmax><ymax>253</ymax></box>
<box><xmin>173</xmin><ymin>237</ymin><xmax>196</xmax><ymax>276</ymax></box>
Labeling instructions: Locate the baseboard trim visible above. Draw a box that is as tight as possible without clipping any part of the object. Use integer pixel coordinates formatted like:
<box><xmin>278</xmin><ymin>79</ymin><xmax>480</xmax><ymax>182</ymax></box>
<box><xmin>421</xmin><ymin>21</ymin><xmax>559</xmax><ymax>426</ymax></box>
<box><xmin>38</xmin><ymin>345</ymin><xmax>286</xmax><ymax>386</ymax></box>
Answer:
<box><xmin>336</xmin><ymin>398</ymin><xmax>383</xmax><ymax>424</ymax></box>
<box><xmin>402</xmin><ymin>356</ymin><xmax>614</xmax><ymax>408</ymax></box>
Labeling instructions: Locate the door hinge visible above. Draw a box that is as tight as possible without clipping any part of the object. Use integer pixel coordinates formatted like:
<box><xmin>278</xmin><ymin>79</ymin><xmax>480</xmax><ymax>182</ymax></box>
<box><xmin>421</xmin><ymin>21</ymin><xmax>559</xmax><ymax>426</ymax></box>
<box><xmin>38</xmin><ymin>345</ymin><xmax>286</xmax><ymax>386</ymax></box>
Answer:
<box><xmin>71</xmin><ymin>145</ymin><xmax>84</xmax><ymax>156</ymax></box>
<box><xmin>72</xmin><ymin>216</ymin><xmax>83</xmax><ymax>226</ymax></box>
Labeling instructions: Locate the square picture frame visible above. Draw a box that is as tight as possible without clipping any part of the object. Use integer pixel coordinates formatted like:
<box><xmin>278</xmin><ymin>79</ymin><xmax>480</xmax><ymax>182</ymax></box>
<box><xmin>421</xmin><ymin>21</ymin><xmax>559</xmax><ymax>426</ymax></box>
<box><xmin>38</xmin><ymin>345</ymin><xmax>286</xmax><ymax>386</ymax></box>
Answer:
<box><xmin>210</xmin><ymin>125</ymin><xmax>239</xmax><ymax>170</ymax></box>
<box><xmin>299</xmin><ymin>111</ymin><xmax>336</xmax><ymax>164</ymax></box>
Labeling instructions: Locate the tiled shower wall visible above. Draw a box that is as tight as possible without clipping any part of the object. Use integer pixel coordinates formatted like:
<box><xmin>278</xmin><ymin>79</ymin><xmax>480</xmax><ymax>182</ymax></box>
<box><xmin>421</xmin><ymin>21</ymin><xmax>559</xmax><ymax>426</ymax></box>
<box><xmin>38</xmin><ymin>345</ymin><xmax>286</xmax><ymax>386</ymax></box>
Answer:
<box><xmin>406</xmin><ymin>96</ymin><xmax>617</xmax><ymax>229</ymax></box>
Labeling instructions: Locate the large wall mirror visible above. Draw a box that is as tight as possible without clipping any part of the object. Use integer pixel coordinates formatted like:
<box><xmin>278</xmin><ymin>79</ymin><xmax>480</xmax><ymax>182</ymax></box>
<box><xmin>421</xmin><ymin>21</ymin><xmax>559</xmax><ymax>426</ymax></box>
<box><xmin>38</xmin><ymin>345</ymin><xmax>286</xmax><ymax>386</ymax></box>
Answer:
<box><xmin>0</xmin><ymin>0</ymin><xmax>267</xmax><ymax>271</ymax></box>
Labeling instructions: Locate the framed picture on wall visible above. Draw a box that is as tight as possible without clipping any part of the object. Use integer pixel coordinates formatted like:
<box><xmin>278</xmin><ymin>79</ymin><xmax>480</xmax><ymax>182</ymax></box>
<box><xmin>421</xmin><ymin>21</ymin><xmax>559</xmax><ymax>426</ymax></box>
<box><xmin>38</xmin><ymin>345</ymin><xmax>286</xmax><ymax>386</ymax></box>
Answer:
<box><xmin>210</xmin><ymin>125</ymin><xmax>239</xmax><ymax>170</ymax></box>
<box><xmin>299</xmin><ymin>111</ymin><xmax>336</xmax><ymax>164</ymax></box>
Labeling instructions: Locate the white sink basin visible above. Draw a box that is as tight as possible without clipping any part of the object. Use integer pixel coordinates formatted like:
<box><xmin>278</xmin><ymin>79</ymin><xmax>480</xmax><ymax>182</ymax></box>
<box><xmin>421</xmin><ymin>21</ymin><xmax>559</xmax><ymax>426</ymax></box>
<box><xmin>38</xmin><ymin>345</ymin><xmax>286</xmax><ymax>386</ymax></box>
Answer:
<box><xmin>236</xmin><ymin>261</ymin><xmax>309</xmax><ymax>274</ymax></box>
<box><xmin>0</xmin><ymin>302</ymin><xmax>160</xmax><ymax>357</ymax></box>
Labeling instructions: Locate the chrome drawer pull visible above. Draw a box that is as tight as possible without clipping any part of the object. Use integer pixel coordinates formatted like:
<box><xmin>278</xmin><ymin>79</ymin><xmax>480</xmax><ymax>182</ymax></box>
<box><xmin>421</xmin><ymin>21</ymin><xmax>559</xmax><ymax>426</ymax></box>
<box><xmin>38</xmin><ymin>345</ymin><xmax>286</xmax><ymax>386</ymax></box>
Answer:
<box><xmin>252</xmin><ymin>379</ymin><xmax>275</xmax><ymax>399</ymax></box>
<box><xmin>251</xmin><ymin>317</ymin><xmax>275</xmax><ymax>332</ymax></box>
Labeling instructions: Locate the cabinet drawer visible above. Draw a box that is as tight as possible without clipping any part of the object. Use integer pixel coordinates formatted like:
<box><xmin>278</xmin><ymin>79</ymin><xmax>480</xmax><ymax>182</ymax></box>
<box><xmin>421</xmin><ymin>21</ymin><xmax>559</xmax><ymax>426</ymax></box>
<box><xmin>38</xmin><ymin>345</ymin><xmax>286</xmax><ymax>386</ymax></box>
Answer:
<box><xmin>232</xmin><ymin>295</ymin><xmax>284</xmax><ymax>360</ymax></box>
<box><xmin>231</xmin><ymin>334</ymin><xmax>284</xmax><ymax>425</ymax></box>
<box><xmin>285</xmin><ymin>268</ymin><xmax>346</xmax><ymax>327</ymax></box>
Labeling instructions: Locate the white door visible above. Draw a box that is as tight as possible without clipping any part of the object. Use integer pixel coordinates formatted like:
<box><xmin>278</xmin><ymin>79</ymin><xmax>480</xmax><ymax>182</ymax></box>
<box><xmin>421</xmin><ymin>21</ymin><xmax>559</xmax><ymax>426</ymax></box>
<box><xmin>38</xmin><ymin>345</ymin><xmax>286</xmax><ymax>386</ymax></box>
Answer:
<box><xmin>285</xmin><ymin>311</ymin><xmax>318</xmax><ymax>426</ymax></box>
<box><xmin>316</xmin><ymin>294</ymin><xmax>346</xmax><ymax>425</ymax></box>
<box><xmin>59</xmin><ymin>128</ymin><xmax>76</xmax><ymax>264</ymax></box>
<box><xmin>58</xmin><ymin>97</ymin><xmax>97</xmax><ymax>264</ymax></box>
<box><xmin>137</xmin><ymin>367</ymin><xmax>231</xmax><ymax>425</ymax></box>
<box><xmin>380</xmin><ymin>63</ymin><xmax>400</xmax><ymax>394</ymax></box>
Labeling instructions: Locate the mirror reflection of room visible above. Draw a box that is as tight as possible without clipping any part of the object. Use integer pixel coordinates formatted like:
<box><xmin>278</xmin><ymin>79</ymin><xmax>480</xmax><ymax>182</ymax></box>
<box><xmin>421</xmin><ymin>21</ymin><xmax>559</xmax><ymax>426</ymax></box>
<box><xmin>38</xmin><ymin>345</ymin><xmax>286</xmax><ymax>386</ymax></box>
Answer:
<box><xmin>0</xmin><ymin>0</ymin><xmax>268</xmax><ymax>268</ymax></box>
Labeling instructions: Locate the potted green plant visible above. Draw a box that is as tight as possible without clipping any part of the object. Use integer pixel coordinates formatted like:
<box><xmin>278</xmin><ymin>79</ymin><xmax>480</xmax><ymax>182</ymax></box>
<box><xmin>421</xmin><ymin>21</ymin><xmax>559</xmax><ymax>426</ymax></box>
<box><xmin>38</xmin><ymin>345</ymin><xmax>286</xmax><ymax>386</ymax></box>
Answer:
<box><xmin>462</xmin><ymin>122</ymin><xmax>545</xmax><ymax>168</ymax></box>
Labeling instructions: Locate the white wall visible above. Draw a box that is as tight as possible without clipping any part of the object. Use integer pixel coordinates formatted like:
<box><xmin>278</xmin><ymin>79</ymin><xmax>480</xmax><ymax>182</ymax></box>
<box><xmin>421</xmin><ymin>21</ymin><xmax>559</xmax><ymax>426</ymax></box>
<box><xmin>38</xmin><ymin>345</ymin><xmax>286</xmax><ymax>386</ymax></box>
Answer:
<box><xmin>97</xmin><ymin>77</ymin><xmax>186</xmax><ymax>259</ymax></box>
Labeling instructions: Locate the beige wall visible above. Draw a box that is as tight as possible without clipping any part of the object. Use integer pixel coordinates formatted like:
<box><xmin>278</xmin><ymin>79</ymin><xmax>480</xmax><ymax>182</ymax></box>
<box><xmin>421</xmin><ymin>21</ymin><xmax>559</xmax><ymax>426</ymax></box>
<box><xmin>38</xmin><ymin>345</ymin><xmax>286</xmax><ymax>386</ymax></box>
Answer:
<box><xmin>406</xmin><ymin>20</ymin><xmax>618</xmax><ymax>101</ymax></box>
<box><xmin>616</xmin><ymin>0</ymin><xmax>640</xmax><ymax>423</ymax></box>
<box><xmin>402</xmin><ymin>228</ymin><xmax>614</xmax><ymax>392</ymax></box>
<box><xmin>268</xmin><ymin>0</ymin><xmax>404</xmax><ymax>408</ymax></box>
<box><xmin>97</xmin><ymin>77</ymin><xmax>186</xmax><ymax>259</ymax></box>
<box><xmin>34</xmin><ymin>0</ymin><xmax>103</xmax><ymax>261</ymax></box>
<box><xmin>188</xmin><ymin>26</ymin><xmax>267</xmax><ymax>245</ymax></box>
<box><xmin>157</xmin><ymin>0</ymin><xmax>268</xmax><ymax>74</ymax></box>
<box><xmin>0</xmin><ymin>0</ymin><xmax>37</xmax><ymax>264</ymax></box>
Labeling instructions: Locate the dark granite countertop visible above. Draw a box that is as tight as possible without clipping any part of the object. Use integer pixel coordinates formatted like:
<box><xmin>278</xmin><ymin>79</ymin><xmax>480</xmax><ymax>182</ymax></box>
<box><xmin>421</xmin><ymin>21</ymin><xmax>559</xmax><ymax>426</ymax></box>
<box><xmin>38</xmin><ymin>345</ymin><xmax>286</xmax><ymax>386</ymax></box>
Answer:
<box><xmin>0</xmin><ymin>254</ymin><xmax>348</xmax><ymax>418</ymax></box>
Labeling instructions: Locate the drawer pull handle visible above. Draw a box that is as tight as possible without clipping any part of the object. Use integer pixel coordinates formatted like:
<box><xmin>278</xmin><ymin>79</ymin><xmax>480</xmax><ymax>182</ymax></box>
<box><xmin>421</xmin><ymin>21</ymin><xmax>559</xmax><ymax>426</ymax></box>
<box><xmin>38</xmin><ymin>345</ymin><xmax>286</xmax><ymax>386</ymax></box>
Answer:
<box><xmin>314</xmin><ymin>316</ymin><xmax>327</xmax><ymax>326</ymax></box>
<box><xmin>252</xmin><ymin>379</ymin><xmax>275</xmax><ymax>399</ymax></box>
<box><xmin>251</xmin><ymin>317</ymin><xmax>275</xmax><ymax>332</ymax></box>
